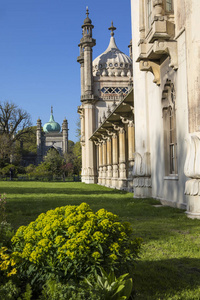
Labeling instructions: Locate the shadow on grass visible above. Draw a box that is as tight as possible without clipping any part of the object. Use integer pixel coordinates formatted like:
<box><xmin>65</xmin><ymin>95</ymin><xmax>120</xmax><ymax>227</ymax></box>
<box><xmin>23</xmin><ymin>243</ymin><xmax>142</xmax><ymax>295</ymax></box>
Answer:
<box><xmin>134</xmin><ymin>257</ymin><xmax>200</xmax><ymax>299</ymax></box>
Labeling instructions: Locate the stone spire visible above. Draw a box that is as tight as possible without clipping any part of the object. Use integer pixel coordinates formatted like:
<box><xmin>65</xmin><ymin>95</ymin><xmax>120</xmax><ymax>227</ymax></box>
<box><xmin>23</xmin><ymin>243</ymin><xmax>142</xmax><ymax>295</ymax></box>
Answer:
<box><xmin>108</xmin><ymin>21</ymin><xmax>116</xmax><ymax>37</ymax></box>
<box><xmin>77</xmin><ymin>7</ymin><xmax>96</xmax><ymax>100</ymax></box>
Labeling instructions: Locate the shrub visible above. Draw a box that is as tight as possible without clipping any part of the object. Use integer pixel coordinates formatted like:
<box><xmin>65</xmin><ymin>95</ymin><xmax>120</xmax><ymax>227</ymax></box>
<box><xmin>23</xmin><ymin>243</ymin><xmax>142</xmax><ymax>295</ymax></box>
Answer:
<box><xmin>85</xmin><ymin>267</ymin><xmax>133</xmax><ymax>300</ymax></box>
<box><xmin>0</xmin><ymin>222</ymin><xmax>14</xmax><ymax>248</ymax></box>
<box><xmin>0</xmin><ymin>193</ymin><xmax>7</xmax><ymax>223</ymax></box>
<box><xmin>0</xmin><ymin>203</ymin><xmax>142</xmax><ymax>294</ymax></box>
<box><xmin>0</xmin><ymin>164</ymin><xmax>16</xmax><ymax>178</ymax></box>
<box><xmin>40</xmin><ymin>278</ymin><xmax>101</xmax><ymax>300</ymax></box>
<box><xmin>0</xmin><ymin>280</ymin><xmax>20</xmax><ymax>300</ymax></box>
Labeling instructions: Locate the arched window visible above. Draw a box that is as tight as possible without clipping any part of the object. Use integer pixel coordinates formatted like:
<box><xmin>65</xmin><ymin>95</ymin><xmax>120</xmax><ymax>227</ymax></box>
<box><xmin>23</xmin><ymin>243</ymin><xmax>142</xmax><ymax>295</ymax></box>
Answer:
<box><xmin>162</xmin><ymin>80</ymin><xmax>177</xmax><ymax>175</ymax></box>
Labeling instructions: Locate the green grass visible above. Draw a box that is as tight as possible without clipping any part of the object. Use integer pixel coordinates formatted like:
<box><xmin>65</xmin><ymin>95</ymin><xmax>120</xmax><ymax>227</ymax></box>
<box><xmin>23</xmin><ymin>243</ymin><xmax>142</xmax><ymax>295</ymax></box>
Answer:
<box><xmin>1</xmin><ymin>181</ymin><xmax>200</xmax><ymax>300</ymax></box>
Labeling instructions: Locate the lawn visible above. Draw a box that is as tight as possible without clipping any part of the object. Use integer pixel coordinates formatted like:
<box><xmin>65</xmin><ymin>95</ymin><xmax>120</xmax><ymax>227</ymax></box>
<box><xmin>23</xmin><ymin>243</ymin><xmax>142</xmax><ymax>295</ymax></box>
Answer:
<box><xmin>1</xmin><ymin>181</ymin><xmax>200</xmax><ymax>299</ymax></box>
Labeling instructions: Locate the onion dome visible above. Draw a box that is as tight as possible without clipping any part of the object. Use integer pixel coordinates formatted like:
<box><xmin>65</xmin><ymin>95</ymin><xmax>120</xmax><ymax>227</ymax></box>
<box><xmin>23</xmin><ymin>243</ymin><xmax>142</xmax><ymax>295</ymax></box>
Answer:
<box><xmin>84</xmin><ymin>7</ymin><xmax>92</xmax><ymax>24</ymax></box>
<box><xmin>93</xmin><ymin>22</ymin><xmax>132</xmax><ymax>77</ymax></box>
<box><xmin>43</xmin><ymin>107</ymin><xmax>61</xmax><ymax>133</ymax></box>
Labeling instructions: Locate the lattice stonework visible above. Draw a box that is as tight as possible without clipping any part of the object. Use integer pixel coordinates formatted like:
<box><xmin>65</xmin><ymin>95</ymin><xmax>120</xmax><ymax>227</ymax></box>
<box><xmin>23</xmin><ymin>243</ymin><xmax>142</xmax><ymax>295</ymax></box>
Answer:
<box><xmin>101</xmin><ymin>87</ymin><xmax>129</xmax><ymax>95</ymax></box>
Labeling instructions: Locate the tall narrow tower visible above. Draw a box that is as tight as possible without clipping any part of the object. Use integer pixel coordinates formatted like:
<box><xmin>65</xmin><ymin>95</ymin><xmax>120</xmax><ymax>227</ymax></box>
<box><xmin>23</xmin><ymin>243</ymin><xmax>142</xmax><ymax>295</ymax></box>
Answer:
<box><xmin>77</xmin><ymin>8</ymin><xmax>97</xmax><ymax>183</ymax></box>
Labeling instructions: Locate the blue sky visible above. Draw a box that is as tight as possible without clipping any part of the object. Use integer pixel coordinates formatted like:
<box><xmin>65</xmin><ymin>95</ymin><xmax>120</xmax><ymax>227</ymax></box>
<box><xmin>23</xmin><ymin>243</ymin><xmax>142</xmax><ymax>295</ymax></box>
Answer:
<box><xmin>0</xmin><ymin>0</ymin><xmax>131</xmax><ymax>142</ymax></box>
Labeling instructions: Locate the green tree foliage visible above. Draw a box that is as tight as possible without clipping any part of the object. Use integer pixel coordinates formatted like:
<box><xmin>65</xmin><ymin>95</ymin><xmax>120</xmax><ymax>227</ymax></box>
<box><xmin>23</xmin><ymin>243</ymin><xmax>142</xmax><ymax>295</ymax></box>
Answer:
<box><xmin>64</xmin><ymin>140</ymin><xmax>81</xmax><ymax>175</ymax></box>
<box><xmin>43</xmin><ymin>148</ymin><xmax>64</xmax><ymax>176</ymax></box>
<box><xmin>16</xmin><ymin>126</ymin><xmax>37</xmax><ymax>155</ymax></box>
<box><xmin>76</xmin><ymin>119</ymin><xmax>81</xmax><ymax>140</ymax></box>
<box><xmin>73</xmin><ymin>141</ymin><xmax>82</xmax><ymax>174</ymax></box>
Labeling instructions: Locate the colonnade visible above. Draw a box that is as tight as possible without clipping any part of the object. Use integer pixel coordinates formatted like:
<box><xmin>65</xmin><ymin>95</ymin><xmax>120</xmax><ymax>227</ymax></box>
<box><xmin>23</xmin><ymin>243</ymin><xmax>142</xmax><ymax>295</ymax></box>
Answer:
<box><xmin>94</xmin><ymin>119</ymin><xmax>135</xmax><ymax>191</ymax></box>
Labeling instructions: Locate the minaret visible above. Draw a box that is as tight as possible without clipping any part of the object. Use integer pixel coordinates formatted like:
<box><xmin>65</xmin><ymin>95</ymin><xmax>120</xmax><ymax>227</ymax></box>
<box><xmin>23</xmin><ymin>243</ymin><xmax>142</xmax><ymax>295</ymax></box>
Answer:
<box><xmin>77</xmin><ymin>7</ymin><xmax>96</xmax><ymax>99</ymax></box>
<box><xmin>36</xmin><ymin>118</ymin><xmax>43</xmax><ymax>164</ymax></box>
<box><xmin>62</xmin><ymin>118</ymin><xmax>68</xmax><ymax>154</ymax></box>
<box><xmin>77</xmin><ymin>8</ymin><xmax>97</xmax><ymax>184</ymax></box>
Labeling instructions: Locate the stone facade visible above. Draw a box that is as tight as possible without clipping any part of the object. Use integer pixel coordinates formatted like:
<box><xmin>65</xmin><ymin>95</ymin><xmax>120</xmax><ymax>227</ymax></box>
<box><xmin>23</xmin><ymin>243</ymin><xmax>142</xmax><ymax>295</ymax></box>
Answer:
<box><xmin>36</xmin><ymin>116</ymin><xmax>68</xmax><ymax>164</ymax></box>
<box><xmin>77</xmin><ymin>9</ymin><xmax>134</xmax><ymax>190</ymax></box>
<box><xmin>78</xmin><ymin>3</ymin><xmax>200</xmax><ymax>218</ymax></box>
<box><xmin>131</xmin><ymin>0</ymin><xmax>200</xmax><ymax>218</ymax></box>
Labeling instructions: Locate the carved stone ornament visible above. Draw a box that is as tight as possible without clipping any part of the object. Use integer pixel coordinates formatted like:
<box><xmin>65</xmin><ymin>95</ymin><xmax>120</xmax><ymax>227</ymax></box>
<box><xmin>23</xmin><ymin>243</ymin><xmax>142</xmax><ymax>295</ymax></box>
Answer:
<box><xmin>106</xmin><ymin>130</ymin><xmax>114</xmax><ymax>136</ymax></box>
<box><xmin>153</xmin><ymin>40</ymin><xmax>178</xmax><ymax>70</ymax></box>
<box><xmin>153</xmin><ymin>0</ymin><xmax>163</xmax><ymax>17</ymax></box>
<box><xmin>184</xmin><ymin>134</ymin><xmax>200</xmax><ymax>196</ymax></box>
<box><xmin>133</xmin><ymin>152</ymin><xmax>151</xmax><ymax>177</ymax></box>
<box><xmin>93</xmin><ymin>140</ymin><xmax>99</xmax><ymax>146</ymax></box>
<box><xmin>184</xmin><ymin>135</ymin><xmax>200</xmax><ymax>218</ymax></box>
<box><xmin>140</xmin><ymin>60</ymin><xmax>161</xmax><ymax>85</ymax></box>
<box><xmin>120</xmin><ymin>116</ymin><xmax>133</xmax><ymax>125</ymax></box>
<box><xmin>184</xmin><ymin>135</ymin><xmax>200</xmax><ymax>179</ymax></box>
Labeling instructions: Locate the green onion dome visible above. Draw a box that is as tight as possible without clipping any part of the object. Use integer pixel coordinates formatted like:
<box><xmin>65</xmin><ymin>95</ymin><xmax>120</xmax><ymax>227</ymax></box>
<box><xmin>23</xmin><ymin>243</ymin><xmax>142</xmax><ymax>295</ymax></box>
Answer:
<box><xmin>43</xmin><ymin>108</ymin><xmax>61</xmax><ymax>133</ymax></box>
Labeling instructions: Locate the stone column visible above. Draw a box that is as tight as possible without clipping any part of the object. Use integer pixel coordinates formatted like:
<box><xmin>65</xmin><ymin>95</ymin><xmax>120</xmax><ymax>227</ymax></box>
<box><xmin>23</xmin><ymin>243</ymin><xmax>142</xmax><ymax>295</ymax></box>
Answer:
<box><xmin>36</xmin><ymin>118</ymin><xmax>43</xmax><ymax>165</ymax></box>
<box><xmin>79</xmin><ymin>108</ymin><xmax>86</xmax><ymax>181</ymax></box>
<box><xmin>84</xmin><ymin>45</ymin><xmax>93</xmax><ymax>95</ymax></box>
<box><xmin>118</xmin><ymin>126</ymin><xmax>127</xmax><ymax>189</ymax></box>
<box><xmin>62</xmin><ymin>118</ymin><xmax>68</xmax><ymax>154</ymax></box>
<box><xmin>102</xmin><ymin>140</ymin><xmax>107</xmax><ymax>185</ymax></box>
<box><xmin>139</xmin><ymin>0</ymin><xmax>145</xmax><ymax>40</ymax></box>
<box><xmin>112</xmin><ymin>133</ymin><xmax>119</xmax><ymax>189</ymax></box>
<box><xmin>98</xmin><ymin>142</ymin><xmax>103</xmax><ymax>185</ymax></box>
<box><xmin>83</xmin><ymin>104</ymin><xmax>97</xmax><ymax>183</ymax></box>
<box><xmin>106</xmin><ymin>137</ymin><xmax>112</xmax><ymax>187</ymax></box>
<box><xmin>127</xmin><ymin>120</ymin><xmax>135</xmax><ymax>192</ymax></box>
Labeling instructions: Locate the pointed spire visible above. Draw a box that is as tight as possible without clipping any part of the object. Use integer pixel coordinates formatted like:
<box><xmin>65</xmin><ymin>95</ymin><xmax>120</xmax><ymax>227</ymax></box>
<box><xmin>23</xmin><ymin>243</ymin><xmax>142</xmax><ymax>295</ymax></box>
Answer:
<box><xmin>108</xmin><ymin>21</ymin><xmax>116</xmax><ymax>37</ymax></box>
<box><xmin>86</xmin><ymin>6</ymin><xmax>89</xmax><ymax>17</ymax></box>
<box><xmin>49</xmin><ymin>106</ymin><xmax>55</xmax><ymax>122</ymax></box>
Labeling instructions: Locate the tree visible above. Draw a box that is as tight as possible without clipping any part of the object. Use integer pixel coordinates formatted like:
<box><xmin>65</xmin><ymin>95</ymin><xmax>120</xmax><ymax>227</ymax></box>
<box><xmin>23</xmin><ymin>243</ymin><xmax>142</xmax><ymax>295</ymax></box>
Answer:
<box><xmin>43</xmin><ymin>148</ymin><xmax>64</xmax><ymax>176</ymax></box>
<box><xmin>63</xmin><ymin>139</ymin><xmax>81</xmax><ymax>176</ymax></box>
<box><xmin>0</xmin><ymin>101</ymin><xmax>32</xmax><ymax>165</ymax></box>
<box><xmin>0</xmin><ymin>101</ymin><xmax>32</xmax><ymax>141</ymax></box>
<box><xmin>73</xmin><ymin>141</ymin><xmax>82</xmax><ymax>174</ymax></box>
<box><xmin>76</xmin><ymin>119</ymin><xmax>81</xmax><ymax>140</ymax></box>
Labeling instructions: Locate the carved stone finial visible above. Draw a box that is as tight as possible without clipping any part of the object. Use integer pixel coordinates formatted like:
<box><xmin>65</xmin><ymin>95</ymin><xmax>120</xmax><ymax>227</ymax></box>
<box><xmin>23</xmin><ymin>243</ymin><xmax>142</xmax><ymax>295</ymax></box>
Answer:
<box><xmin>86</xmin><ymin>6</ymin><xmax>89</xmax><ymax>17</ymax></box>
<box><xmin>112</xmin><ymin>100</ymin><xmax>117</xmax><ymax>110</ymax></box>
<box><xmin>102</xmin><ymin>112</ymin><xmax>106</xmax><ymax>122</ymax></box>
<box><xmin>107</xmin><ymin>105</ymin><xmax>111</xmax><ymax>115</ymax></box>
<box><xmin>108</xmin><ymin>21</ymin><xmax>116</xmax><ymax>37</ymax></box>
<box><xmin>99</xmin><ymin>117</ymin><xmax>102</xmax><ymax>126</ymax></box>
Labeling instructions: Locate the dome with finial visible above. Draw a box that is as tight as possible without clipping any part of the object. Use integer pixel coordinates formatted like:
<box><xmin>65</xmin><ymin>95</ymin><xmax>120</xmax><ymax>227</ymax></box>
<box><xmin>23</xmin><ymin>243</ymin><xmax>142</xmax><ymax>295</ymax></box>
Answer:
<box><xmin>43</xmin><ymin>107</ymin><xmax>61</xmax><ymax>133</ymax></box>
<box><xmin>93</xmin><ymin>22</ymin><xmax>132</xmax><ymax>77</ymax></box>
<box><xmin>83</xmin><ymin>7</ymin><xmax>92</xmax><ymax>24</ymax></box>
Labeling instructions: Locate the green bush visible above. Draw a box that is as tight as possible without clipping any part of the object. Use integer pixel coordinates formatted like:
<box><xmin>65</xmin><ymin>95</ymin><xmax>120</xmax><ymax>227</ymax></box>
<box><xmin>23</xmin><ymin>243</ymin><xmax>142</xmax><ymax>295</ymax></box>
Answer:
<box><xmin>0</xmin><ymin>280</ymin><xmax>20</xmax><ymax>300</ymax></box>
<box><xmin>0</xmin><ymin>222</ymin><xmax>14</xmax><ymax>248</ymax></box>
<box><xmin>40</xmin><ymin>278</ymin><xmax>101</xmax><ymax>300</ymax></box>
<box><xmin>0</xmin><ymin>164</ymin><xmax>16</xmax><ymax>177</ymax></box>
<box><xmin>0</xmin><ymin>203</ymin><xmax>141</xmax><ymax>294</ymax></box>
<box><xmin>85</xmin><ymin>267</ymin><xmax>133</xmax><ymax>300</ymax></box>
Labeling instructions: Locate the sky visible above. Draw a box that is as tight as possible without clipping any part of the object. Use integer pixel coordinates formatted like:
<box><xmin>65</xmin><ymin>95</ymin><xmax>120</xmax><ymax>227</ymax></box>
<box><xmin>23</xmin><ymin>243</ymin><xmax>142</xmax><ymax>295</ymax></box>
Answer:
<box><xmin>0</xmin><ymin>0</ymin><xmax>132</xmax><ymax>142</ymax></box>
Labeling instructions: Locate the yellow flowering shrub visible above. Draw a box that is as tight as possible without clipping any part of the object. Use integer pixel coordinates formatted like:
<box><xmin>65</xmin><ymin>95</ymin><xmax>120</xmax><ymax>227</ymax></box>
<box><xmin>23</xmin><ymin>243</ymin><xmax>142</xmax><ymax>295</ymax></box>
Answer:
<box><xmin>0</xmin><ymin>203</ymin><xmax>142</xmax><ymax>285</ymax></box>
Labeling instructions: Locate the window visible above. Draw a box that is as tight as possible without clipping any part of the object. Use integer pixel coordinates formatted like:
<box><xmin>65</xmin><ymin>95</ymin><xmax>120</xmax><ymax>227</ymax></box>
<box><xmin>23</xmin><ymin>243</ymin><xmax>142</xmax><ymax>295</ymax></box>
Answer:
<box><xmin>169</xmin><ymin>107</ymin><xmax>177</xmax><ymax>174</ymax></box>
<box><xmin>165</xmin><ymin>0</ymin><xmax>173</xmax><ymax>13</ymax></box>
<box><xmin>162</xmin><ymin>81</ymin><xmax>177</xmax><ymax>175</ymax></box>
<box><xmin>101</xmin><ymin>87</ymin><xmax>129</xmax><ymax>95</ymax></box>
<box><xmin>147</xmin><ymin>0</ymin><xmax>152</xmax><ymax>28</ymax></box>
